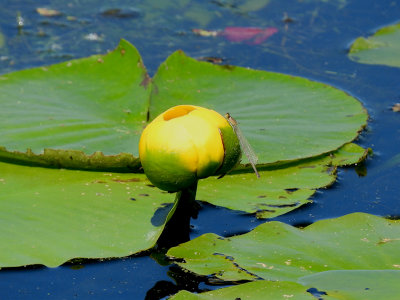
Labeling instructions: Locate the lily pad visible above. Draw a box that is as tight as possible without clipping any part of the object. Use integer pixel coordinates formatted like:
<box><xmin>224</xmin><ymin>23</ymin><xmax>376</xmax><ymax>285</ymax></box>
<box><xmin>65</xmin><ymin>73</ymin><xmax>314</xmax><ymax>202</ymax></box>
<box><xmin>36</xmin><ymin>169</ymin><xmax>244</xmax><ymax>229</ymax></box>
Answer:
<box><xmin>299</xmin><ymin>270</ymin><xmax>400</xmax><ymax>299</ymax></box>
<box><xmin>0</xmin><ymin>161</ymin><xmax>175</xmax><ymax>268</ymax></box>
<box><xmin>170</xmin><ymin>270</ymin><xmax>400</xmax><ymax>299</ymax></box>
<box><xmin>0</xmin><ymin>39</ymin><xmax>367</xmax><ymax>170</ymax></box>
<box><xmin>167</xmin><ymin>213</ymin><xmax>400</xmax><ymax>282</ymax></box>
<box><xmin>0</xmin><ymin>39</ymin><xmax>149</xmax><ymax>171</ymax></box>
<box><xmin>349</xmin><ymin>23</ymin><xmax>400</xmax><ymax>68</ymax></box>
<box><xmin>197</xmin><ymin>143</ymin><xmax>369</xmax><ymax>219</ymax></box>
<box><xmin>170</xmin><ymin>280</ymin><xmax>315</xmax><ymax>300</ymax></box>
<box><xmin>151</xmin><ymin>49</ymin><xmax>367</xmax><ymax>165</ymax></box>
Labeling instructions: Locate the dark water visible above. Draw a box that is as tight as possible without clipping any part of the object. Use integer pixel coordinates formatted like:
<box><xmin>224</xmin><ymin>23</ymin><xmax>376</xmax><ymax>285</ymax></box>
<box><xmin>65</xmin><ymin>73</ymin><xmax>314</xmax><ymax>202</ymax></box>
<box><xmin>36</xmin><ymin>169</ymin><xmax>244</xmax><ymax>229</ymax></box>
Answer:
<box><xmin>0</xmin><ymin>0</ymin><xmax>399</xmax><ymax>299</ymax></box>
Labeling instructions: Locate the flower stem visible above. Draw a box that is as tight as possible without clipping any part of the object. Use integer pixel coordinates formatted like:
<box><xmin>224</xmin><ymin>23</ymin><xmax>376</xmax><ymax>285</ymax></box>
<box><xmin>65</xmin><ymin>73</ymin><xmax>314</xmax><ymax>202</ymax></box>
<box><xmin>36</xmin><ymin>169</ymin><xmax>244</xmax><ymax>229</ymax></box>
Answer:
<box><xmin>156</xmin><ymin>181</ymin><xmax>199</xmax><ymax>249</ymax></box>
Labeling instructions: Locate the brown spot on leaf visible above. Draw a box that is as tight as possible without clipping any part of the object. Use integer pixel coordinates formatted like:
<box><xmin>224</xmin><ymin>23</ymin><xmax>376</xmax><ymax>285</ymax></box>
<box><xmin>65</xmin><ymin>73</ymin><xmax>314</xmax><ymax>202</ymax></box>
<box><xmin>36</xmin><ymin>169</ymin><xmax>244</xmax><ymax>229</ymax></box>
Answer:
<box><xmin>139</xmin><ymin>193</ymin><xmax>149</xmax><ymax>197</ymax></box>
<box><xmin>140</xmin><ymin>73</ymin><xmax>151</xmax><ymax>89</ymax></box>
<box><xmin>299</xmin><ymin>165</ymin><xmax>316</xmax><ymax>169</ymax></box>
<box><xmin>220</xmin><ymin>64</ymin><xmax>236</xmax><ymax>71</ymax></box>
<box><xmin>266</xmin><ymin>202</ymin><xmax>299</xmax><ymax>208</ymax></box>
<box><xmin>112</xmin><ymin>178</ymin><xmax>140</xmax><ymax>183</ymax></box>
<box><xmin>93</xmin><ymin>180</ymin><xmax>107</xmax><ymax>184</ymax></box>
<box><xmin>377</xmin><ymin>238</ymin><xmax>400</xmax><ymax>245</ymax></box>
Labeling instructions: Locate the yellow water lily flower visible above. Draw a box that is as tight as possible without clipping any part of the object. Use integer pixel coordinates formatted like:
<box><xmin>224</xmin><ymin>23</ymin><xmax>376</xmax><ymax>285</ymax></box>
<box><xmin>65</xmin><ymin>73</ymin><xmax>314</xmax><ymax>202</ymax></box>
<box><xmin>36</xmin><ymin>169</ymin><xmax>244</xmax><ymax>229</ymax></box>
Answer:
<box><xmin>139</xmin><ymin>105</ymin><xmax>241</xmax><ymax>192</ymax></box>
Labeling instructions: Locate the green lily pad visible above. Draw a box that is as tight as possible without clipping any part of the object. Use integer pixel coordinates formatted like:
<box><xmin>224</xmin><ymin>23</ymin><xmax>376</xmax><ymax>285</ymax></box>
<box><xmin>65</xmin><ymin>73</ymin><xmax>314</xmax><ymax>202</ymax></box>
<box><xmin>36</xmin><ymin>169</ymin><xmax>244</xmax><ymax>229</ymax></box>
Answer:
<box><xmin>0</xmin><ymin>161</ymin><xmax>175</xmax><ymax>268</ymax></box>
<box><xmin>197</xmin><ymin>143</ymin><xmax>369</xmax><ymax>219</ymax></box>
<box><xmin>0</xmin><ymin>40</ymin><xmax>367</xmax><ymax>170</ymax></box>
<box><xmin>349</xmin><ymin>23</ymin><xmax>400</xmax><ymax>68</ymax></box>
<box><xmin>170</xmin><ymin>280</ymin><xmax>315</xmax><ymax>300</ymax></box>
<box><xmin>0</xmin><ymin>39</ymin><xmax>149</xmax><ymax>171</ymax></box>
<box><xmin>151</xmin><ymin>50</ymin><xmax>367</xmax><ymax>165</ymax></box>
<box><xmin>170</xmin><ymin>270</ymin><xmax>400</xmax><ymax>300</ymax></box>
<box><xmin>299</xmin><ymin>270</ymin><xmax>400</xmax><ymax>299</ymax></box>
<box><xmin>167</xmin><ymin>213</ymin><xmax>400</xmax><ymax>282</ymax></box>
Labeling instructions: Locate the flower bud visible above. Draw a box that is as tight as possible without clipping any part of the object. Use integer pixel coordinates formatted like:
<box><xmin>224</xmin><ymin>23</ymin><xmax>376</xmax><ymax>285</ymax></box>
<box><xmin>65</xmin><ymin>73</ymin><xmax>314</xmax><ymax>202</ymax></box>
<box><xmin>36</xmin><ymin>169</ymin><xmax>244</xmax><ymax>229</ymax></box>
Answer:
<box><xmin>139</xmin><ymin>105</ymin><xmax>241</xmax><ymax>192</ymax></box>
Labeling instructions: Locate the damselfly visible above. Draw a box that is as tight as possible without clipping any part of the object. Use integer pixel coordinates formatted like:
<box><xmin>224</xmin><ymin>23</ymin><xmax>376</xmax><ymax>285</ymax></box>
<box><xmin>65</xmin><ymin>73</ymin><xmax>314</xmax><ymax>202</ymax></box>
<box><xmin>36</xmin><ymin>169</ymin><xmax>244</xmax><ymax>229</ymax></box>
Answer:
<box><xmin>225</xmin><ymin>113</ymin><xmax>260</xmax><ymax>178</ymax></box>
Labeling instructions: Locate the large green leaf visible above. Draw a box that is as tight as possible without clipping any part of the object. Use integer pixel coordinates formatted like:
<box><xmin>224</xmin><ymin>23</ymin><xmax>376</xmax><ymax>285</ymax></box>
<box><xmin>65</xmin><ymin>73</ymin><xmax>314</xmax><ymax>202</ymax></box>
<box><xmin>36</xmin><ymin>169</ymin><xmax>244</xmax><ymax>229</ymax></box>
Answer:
<box><xmin>170</xmin><ymin>270</ymin><xmax>400</xmax><ymax>299</ymax></box>
<box><xmin>151</xmin><ymin>50</ymin><xmax>367</xmax><ymax>165</ymax></box>
<box><xmin>170</xmin><ymin>280</ymin><xmax>315</xmax><ymax>300</ymax></box>
<box><xmin>0</xmin><ymin>161</ymin><xmax>175</xmax><ymax>268</ymax></box>
<box><xmin>167</xmin><ymin>213</ymin><xmax>400</xmax><ymax>282</ymax></box>
<box><xmin>197</xmin><ymin>143</ymin><xmax>369</xmax><ymax>219</ymax></box>
<box><xmin>0</xmin><ymin>39</ymin><xmax>149</xmax><ymax>171</ymax></box>
<box><xmin>0</xmin><ymin>40</ymin><xmax>367</xmax><ymax>170</ymax></box>
<box><xmin>349</xmin><ymin>23</ymin><xmax>400</xmax><ymax>68</ymax></box>
<box><xmin>299</xmin><ymin>270</ymin><xmax>400</xmax><ymax>299</ymax></box>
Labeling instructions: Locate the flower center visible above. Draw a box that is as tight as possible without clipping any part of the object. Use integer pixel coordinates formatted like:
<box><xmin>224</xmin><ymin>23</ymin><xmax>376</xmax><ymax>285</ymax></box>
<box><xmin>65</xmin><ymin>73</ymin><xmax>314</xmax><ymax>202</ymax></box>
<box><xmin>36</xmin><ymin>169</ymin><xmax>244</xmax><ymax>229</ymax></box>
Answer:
<box><xmin>163</xmin><ymin>105</ymin><xmax>196</xmax><ymax>121</ymax></box>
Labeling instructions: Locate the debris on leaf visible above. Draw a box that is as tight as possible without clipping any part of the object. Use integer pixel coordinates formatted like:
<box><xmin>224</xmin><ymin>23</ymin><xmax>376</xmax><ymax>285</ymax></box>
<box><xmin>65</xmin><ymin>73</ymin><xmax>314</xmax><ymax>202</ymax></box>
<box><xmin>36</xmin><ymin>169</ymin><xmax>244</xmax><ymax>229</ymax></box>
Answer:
<box><xmin>197</xmin><ymin>56</ymin><xmax>226</xmax><ymax>64</ymax></box>
<box><xmin>193</xmin><ymin>27</ymin><xmax>278</xmax><ymax>45</ymax></box>
<box><xmin>392</xmin><ymin>103</ymin><xmax>400</xmax><ymax>112</ymax></box>
<box><xmin>36</xmin><ymin>8</ymin><xmax>62</xmax><ymax>17</ymax></box>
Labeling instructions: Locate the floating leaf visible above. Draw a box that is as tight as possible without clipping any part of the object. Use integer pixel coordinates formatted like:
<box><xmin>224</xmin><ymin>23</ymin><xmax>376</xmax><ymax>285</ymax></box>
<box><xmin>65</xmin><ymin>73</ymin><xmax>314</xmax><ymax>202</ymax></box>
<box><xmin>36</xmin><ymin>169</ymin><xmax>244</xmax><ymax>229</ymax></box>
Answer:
<box><xmin>0</xmin><ymin>161</ymin><xmax>175</xmax><ymax>268</ymax></box>
<box><xmin>299</xmin><ymin>270</ymin><xmax>400</xmax><ymax>299</ymax></box>
<box><xmin>221</xmin><ymin>26</ymin><xmax>278</xmax><ymax>44</ymax></box>
<box><xmin>170</xmin><ymin>270</ymin><xmax>400</xmax><ymax>299</ymax></box>
<box><xmin>36</xmin><ymin>8</ymin><xmax>62</xmax><ymax>17</ymax></box>
<box><xmin>0</xmin><ymin>39</ymin><xmax>149</xmax><ymax>171</ymax></box>
<box><xmin>197</xmin><ymin>143</ymin><xmax>369</xmax><ymax>219</ymax></box>
<box><xmin>349</xmin><ymin>23</ymin><xmax>400</xmax><ymax>68</ymax></box>
<box><xmin>0</xmin><ymin>40</ymin><xmax>367</xmax><ymax>170</ymax></box>
<box><xmin>193</xmin><ymin>27</ymin><xmax>278</xmax><ymax>44</ymax></box>
<box><xmin>167</xmin><ymin>213</ymin><xmax>400</xmax><ymax>282</ymax></box>
<box><xmin>151</xmin><ymin>50</ymin><xmax>367</xmax><ymax>166</ymax></box>
<box><xmin>170</xmin><ymin>280</ymin><xmax>314</xmax><ymax>300</ymax></box>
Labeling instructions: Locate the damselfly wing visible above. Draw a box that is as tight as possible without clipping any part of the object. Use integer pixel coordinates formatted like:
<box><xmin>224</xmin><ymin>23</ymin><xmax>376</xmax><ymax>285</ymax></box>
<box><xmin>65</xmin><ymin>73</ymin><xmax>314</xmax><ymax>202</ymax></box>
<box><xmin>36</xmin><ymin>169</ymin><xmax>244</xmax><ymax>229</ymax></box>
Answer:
<box><xmin>225</xmin><ymin>113</ymin><xmax>260</xmax><ymax>178</ymax></box>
